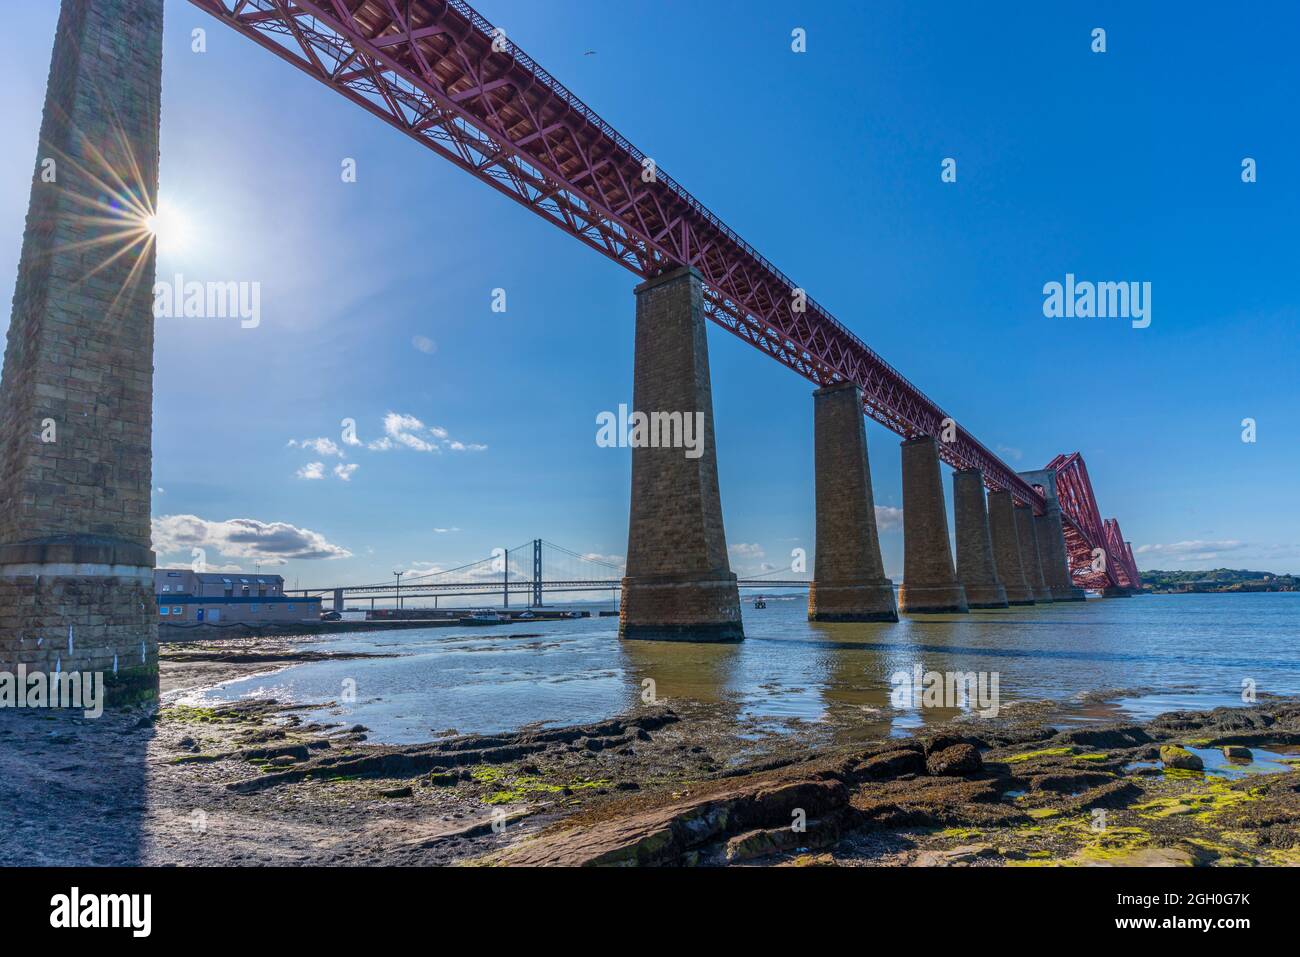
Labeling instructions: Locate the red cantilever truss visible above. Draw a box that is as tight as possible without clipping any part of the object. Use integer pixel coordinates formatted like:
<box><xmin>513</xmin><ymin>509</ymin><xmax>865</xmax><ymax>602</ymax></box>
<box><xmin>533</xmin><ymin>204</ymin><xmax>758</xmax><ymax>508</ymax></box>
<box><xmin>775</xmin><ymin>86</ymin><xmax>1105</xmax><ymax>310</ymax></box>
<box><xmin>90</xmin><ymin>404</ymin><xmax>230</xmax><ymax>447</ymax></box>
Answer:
<box><xmin>189</xmin><ymin>0</ymin><xmax>1140</xmax><ymax>591</ymax></box>
<box><xmin>1048</xmin><ymin>453</ymin><xmax>1141</xmax><ymax>591</ymax></box>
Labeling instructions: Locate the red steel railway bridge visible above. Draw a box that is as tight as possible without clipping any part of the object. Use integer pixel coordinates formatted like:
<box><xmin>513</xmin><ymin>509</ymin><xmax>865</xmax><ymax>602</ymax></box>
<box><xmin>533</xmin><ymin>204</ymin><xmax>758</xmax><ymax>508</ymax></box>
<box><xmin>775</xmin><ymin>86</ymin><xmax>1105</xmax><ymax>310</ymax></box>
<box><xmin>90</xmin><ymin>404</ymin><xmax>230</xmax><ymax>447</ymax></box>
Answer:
<box><xmin>192</xmin><ymin>0</ymin><xmax>1141</xmax><ymax>617</ymax></box>
<box><xmin>0</xmin><ymin>0</ymin><xmax>1143</xmax><ymax>699</ymax></box>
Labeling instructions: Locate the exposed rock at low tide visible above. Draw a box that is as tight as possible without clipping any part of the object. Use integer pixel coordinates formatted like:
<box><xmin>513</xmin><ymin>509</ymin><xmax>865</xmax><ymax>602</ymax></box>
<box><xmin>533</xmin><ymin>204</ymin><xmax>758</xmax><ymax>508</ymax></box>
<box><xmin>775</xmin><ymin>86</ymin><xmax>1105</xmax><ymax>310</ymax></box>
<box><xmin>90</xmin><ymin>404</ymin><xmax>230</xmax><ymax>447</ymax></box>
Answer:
<box><xmin>475</xmin><ymin>701</ymin><xmax>1300</xmax><ymax>867</ymax></box>
<box><xmin>926</xmin><ymin>744</ymin><xmax>982</xmax><ymax>777</ymax></box>
<box><xmin>13</xmin><ymin>632</ymin><xmax>1299</xmax><ymax>868</ymax></box>
<box><xmin>1159</xmin><ymin>745</ymin><xmax>1204</xmax><ymax>771</ymax></box>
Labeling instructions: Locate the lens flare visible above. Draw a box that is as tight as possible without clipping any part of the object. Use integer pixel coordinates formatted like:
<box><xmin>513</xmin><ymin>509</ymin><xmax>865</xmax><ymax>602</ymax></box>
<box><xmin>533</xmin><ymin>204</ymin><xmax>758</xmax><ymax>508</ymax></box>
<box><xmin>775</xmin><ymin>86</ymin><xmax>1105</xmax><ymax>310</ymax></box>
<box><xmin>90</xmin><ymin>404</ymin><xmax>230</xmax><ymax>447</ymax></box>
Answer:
<box><xmin>144</xmin><ymin>200</ymin><xmax>192</xmax><ymax>253</ymax></box>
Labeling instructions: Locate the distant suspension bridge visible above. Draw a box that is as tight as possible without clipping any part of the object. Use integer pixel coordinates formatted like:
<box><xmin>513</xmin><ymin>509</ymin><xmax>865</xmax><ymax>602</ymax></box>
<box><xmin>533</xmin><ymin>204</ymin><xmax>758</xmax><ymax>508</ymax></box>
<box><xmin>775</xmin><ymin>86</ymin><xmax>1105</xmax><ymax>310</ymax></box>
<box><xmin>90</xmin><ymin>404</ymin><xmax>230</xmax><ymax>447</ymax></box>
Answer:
<box><xmin>291</xmin><ymin>539</ymin><xmax>807</xmax><ymax>609</ymax></box>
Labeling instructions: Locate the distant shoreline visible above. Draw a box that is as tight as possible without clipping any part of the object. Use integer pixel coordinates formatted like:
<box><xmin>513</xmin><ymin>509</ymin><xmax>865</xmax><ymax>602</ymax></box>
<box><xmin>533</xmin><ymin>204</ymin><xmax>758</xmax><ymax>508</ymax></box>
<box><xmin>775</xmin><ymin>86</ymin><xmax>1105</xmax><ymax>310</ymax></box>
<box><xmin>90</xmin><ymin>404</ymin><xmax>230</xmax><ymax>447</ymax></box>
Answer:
<box><xmin>1140</xmin><ymin>568</ymin><xmax>1297</xmax><ymax>595</ymax></box>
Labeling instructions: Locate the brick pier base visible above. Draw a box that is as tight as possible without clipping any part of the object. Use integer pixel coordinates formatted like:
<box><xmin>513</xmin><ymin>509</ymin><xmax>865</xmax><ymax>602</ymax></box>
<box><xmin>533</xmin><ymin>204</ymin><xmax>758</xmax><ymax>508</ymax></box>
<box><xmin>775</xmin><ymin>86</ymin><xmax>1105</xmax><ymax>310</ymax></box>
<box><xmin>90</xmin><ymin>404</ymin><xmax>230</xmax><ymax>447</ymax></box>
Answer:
<box><xmin>897</xmin><ymin>436</ymin><xmax>968</xmax><ymax>614</ymax></box>
<box><xmin>1014</xmin><ymin>504</ymin><xmax>1054</xmax><ymax>603</ymax></box>
<box><xmin>952</xmin><ymin>469</ymin><xmax>1008</xmax><ymax>609</ymax></box>
<box><xmin>987</xmin><ymin>491</ymin><xmax>1035</xmax><ymax>605</ymax></box>
<box><xmin>619</xmin><ymin>267</ymin><xmax>742</xmax><ymax>642</ymax></box>
<box><xmin>807</xmin><ymin>382</ymin><xmax>897</xmax><ymax>622</ymax></box>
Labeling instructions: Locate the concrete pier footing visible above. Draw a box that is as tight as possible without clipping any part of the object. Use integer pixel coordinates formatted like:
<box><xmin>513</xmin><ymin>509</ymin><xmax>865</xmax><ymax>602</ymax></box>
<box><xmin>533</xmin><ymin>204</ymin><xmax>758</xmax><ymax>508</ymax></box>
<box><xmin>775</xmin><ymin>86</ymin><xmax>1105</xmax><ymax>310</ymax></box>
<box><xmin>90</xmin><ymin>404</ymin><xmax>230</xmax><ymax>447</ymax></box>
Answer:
<box><xmin>897</xmin><ymin>436</ymin><xmax>968</xmax><ymax>614</ymax></box>
<box><xmin>1014</xmin><ymin>504</ymin><xmax>1054</xmax><ymax>603</ymax></box>
<box><xmin>619</xmin><ymin>267</ymin><xmax>742</xmax><ymax>642</ymax></box>
<box><xmin>952</xmin><ymin>470</ymin><xmax>1009</xmax><ymax>609</ymax></box>
<box><xmin>807</xmin><ymin>382</ymin><xmax>897</xmax><ymax>622</ymax></box>
<box><xmin>0</xmin><ymin>0</ymin><xmax>166</xmax><ymax>704</ymax></box>
<box><xmin>987</xmin><ymin>490</ymin><xmax>1035</xmax><ymax>604</ymax></box>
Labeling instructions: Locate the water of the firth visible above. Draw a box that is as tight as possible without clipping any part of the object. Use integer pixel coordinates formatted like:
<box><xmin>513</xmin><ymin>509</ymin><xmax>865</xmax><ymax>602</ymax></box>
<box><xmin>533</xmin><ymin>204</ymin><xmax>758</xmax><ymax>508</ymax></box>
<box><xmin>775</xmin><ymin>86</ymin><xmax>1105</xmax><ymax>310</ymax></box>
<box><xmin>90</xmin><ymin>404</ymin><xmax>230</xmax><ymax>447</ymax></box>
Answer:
<box><xmin>198</xmin><ymin>593</ymin><xmax>1299</xmax><ymax>745</ymax></box>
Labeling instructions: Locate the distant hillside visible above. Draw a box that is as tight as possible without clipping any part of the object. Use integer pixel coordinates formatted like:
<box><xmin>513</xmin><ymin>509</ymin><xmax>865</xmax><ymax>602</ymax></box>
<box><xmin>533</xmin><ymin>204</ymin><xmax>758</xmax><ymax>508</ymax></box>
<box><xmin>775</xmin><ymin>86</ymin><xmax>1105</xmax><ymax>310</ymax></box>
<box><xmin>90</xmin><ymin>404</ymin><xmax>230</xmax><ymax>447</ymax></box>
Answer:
<box><xmin>1141</xmin><ymin>568</ymin><xmax>1299</xmax><ymax>593</ymax></box>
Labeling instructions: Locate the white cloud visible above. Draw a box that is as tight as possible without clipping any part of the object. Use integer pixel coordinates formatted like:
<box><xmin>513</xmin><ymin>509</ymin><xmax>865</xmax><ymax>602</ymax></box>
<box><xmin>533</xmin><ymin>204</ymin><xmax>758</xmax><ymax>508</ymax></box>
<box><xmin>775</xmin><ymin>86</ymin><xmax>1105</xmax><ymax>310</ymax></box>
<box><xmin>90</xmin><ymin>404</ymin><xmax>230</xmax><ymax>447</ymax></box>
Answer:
<box><xmin>367</xmin><ymin>411</ymin><xmax>487</xmax><ymax>454</ymax></box>
<box><xmin>996</xmin><ymin>443</ymin><xmax>1024</xmax><ymax>462</ymax></box>
<box><xmin>404</xmin><ymin>558</ymin><xmax>528</xmax><ymax>583</ymax></box>
<box><xmin>1135</xmin><ymin>540</ymin><xmax>1247</xmax><ymax>562</ymax></box>
<box><xmin>376</xmin><ymin>412</ymin><xmax>438</xmax><ymax>452</ymax></box>
<box><xmin>152</xmin><ymin>515</ymin><xmax>352</xmax><ymax>561</ymax></box>
<box><xmin>1138</xmin><ymin>540</ymin><xmax>1248</xmax><ymax>556</ymax></box>
<box><xmin>334</xmin><ymin>463</ymin><xmax>359</xmax><ymax>481</ymax></box>
<box><xmin>289</xmin><ymin>437</ymin><xmax>344</xmax><ymax>457</ymax></box>
<box><xmin>297</xmin><ymin>461</ymin><xmax>325</xmax><ymax>480</ymax></box>
<box><xmin>433</xmin><ymin>527</ymin><xmax>461</xmax><ymax>534</ymax></box>
<box><xmin>412</xmin><ymin>335</ymin><xmax>437</xmax><ymax>355</ymax></box>
<box><xmin>729</xmin><ymin>543</ymin><xmax>766</xmax><ymax>559</ymax></box>
<box><xmin>160</xmin><ymin>562</ymin><xmax>243</xmax><ymax>574</ymax></box>
<box><xmin>875</xmin><ymin>506</ymin><xmax>903</xmax><ymax>531</ymax></box>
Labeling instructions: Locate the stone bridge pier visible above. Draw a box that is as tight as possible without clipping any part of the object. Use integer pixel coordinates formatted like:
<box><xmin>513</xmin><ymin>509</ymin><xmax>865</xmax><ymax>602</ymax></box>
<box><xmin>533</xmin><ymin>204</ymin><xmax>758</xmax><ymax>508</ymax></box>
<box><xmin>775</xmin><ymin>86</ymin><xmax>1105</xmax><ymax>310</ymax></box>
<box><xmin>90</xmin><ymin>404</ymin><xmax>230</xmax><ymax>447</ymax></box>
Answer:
<box><xmin>986</xmin><ymin>490</ymin><xmax>1035</xmax><ymax>605</ymax></box>
<box><xmin>807</xmin><ymin>382</ymin><xmax>897</xmax><ymax>622</ymax></box>
<box><xmin>1018</xmin><ymin>469</ymin><xmax>1085</xmax><ymax>602</ymax></box>
<box><xmin>619</xmin><ymin>267</ymin><xmax>742</xmax><ymax>641</ymax></box>
<box><xmin>952</xmin><ymin>469</ymin><xmax>1008</xmax><ymax>608</ymax></box>
<box><xmin>1014</xmin><ymin>503</ymin><xmax>1054</xmax><ymax>604</ymax></box>
<box><xmin>897</xmin><ymin>436</ymin><xmax>968</xmax><ymax>614</ymax></box>
<box><xmin>0</xmin><ymin>0</ymin><xmax>165</xmax><ymax>703</ymax></box>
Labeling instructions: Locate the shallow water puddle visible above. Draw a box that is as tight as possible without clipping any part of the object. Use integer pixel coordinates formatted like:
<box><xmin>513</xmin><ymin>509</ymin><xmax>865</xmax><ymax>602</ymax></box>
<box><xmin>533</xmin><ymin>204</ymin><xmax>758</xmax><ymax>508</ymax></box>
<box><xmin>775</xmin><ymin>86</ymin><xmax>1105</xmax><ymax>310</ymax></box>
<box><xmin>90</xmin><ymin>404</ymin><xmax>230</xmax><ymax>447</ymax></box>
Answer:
<box><xmin>1187</xmin><ymin>745</ymin><xmax>1298</xmax><ymax>779</ymax></box>
<box><xmin>1126</xmin><ymin>745</ymin><xmax>1299</xmax><ymax>780</ymax></box>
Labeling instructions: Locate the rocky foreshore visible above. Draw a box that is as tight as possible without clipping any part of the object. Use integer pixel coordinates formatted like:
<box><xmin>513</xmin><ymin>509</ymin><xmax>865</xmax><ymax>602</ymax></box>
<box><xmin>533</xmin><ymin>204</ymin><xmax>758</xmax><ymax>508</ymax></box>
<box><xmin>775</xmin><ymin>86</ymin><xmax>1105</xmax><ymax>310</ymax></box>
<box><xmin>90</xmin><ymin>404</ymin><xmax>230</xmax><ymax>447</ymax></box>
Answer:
<box><xmin>1</xmin><ymin>637</ymin><xmax>1298</xmax><ymax>867</ymax></box>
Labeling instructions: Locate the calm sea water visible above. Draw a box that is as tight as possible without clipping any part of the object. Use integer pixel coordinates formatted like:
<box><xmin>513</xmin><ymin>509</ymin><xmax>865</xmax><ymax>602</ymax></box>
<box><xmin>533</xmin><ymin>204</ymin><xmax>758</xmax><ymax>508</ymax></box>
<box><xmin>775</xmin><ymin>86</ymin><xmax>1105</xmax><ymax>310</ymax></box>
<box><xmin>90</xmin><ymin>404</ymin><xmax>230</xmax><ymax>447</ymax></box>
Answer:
<box><xmin>196</xmin><ymin>593</ymin><xmax>1300</xmax><ymax>745</ymax></box>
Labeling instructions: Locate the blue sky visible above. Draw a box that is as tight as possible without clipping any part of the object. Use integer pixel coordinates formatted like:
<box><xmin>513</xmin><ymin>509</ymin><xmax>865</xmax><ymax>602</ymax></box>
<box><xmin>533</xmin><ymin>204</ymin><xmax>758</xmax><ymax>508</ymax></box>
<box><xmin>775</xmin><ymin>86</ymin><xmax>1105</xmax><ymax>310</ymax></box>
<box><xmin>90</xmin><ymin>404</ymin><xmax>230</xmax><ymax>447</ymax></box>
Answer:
<box><xmin>1</xmin><ymin>0</ymin><xmax>1297</xmax><ymax>589</ymax></box>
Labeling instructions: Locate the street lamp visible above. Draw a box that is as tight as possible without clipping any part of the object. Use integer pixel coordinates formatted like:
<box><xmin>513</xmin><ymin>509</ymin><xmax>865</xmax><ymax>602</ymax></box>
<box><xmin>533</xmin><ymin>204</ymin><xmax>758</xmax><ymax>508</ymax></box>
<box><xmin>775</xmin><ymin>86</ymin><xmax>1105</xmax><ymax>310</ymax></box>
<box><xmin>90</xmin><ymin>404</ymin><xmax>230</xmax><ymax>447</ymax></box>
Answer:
<box><xmin>394</xmin><ymin>570</ymin><xmax>404</xmax><ymax>613</ymax></box>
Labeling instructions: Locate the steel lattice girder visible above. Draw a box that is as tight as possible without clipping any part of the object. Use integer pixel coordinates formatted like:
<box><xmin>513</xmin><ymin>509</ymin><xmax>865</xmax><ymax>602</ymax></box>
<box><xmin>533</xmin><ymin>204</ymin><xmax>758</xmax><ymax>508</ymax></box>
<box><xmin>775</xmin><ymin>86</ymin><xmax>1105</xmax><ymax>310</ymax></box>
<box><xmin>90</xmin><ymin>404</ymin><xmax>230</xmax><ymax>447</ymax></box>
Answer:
<box><xmin>1104</xmin><ymin>519</ymin><xmax>1141</xmax><ymax>590</ymax></box>
<box><xmin>1047</xmin><ymin>453</ymin><xmax>1142</xmax><ymax>591</ymax></box>
<box><xmin>186</xmin><ymin>0</ymin><xmax>1056</xmax><ymax>510</ymax></box>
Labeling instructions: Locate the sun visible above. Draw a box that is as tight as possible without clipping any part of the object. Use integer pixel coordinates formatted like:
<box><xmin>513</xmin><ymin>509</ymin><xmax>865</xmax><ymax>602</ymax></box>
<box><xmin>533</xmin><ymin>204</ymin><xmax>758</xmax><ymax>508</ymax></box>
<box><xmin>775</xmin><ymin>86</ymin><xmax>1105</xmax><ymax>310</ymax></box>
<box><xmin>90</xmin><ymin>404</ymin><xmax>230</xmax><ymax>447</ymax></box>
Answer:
<box><xmin>144</xmin><ymin>199</ymin><xmax>193</xmax><ymax>254</ymax></box>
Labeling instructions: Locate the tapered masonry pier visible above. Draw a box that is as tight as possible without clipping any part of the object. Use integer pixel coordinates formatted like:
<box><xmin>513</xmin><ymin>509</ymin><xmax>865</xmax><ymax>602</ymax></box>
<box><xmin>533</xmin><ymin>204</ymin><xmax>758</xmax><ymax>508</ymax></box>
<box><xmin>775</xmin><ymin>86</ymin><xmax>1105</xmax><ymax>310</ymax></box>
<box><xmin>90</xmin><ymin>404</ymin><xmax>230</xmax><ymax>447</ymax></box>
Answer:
<box><xmin>807</xmin><ymin>382</ymin><xmax>897</xmax><ymax>622</ymax></box>
<box><xmin>620</xmin><ymin>267</ymin><xmax>742</xmax><ymax>641</ymax></box>
<box><xmin>986</xmin><ymin>491</ymin><xmax>1035</xmax><ymax>604</ymax></box>
<box><xmin>0</xmin><ymin>0</ymin><xmax>164</xmax><ymax>703</ymax></box>
<box><xmin>898</xmin><ymin>436</ymin><xmax>968</xmax><ymax>614</ymax></box>
<box><xmin>1019</xmin><ymin>469</ymin><xmax>1086</xmax><ymax>602</ymax></box>
<box><xmin>1014</xmin><ymin>503</ymin><xmax>1054</xmax><ymax>604</ymax></box>
<box><xmin>952</xmin><ymin>470</ymin><xmax>1009</xmax><ymax>609</ymax></box>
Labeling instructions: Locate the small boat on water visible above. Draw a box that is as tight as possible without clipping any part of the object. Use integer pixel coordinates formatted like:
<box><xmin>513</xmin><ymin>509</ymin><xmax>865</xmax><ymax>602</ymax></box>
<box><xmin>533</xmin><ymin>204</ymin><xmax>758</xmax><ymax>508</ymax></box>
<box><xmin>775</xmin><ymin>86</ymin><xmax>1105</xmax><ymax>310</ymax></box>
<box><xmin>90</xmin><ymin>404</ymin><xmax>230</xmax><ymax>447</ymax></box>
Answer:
<box><xmin>753</xmin><ymin>596</ymin><xmax>767</xmax><ymax>609</ymax></box>
<box><xmin>460</xmin><ymin>608</ymin><xmax>507</xmax><ymax>625</ymax></box>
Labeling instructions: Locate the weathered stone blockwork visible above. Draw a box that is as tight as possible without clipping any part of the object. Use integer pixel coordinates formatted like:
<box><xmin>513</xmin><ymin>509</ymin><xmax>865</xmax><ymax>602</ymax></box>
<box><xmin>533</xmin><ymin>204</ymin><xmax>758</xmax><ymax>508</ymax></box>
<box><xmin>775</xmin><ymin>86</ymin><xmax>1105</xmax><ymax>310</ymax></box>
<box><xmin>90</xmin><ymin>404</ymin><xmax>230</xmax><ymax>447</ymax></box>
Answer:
<box><xmin>0</xmin><ymin>0</ymin><xmax>164</xmax><ymax>702</ymax></box>
<box><xmin>1014</xmin><ymin>504</ymin><xmax>1053</xmax><ymax>603</ymax></box>
<box><xmin>1016</xmin><ymin>469</ymin><xmax>1085</xmax><ymax>603</ymax></box>
<box><xmin>987</xmin><ymin>490</ymin><xmax>1035</xmax><ymax>605</ymax></box>
<box><xmin>807</xmin><ymin>382</ymin><xmax>897</xmax><ymax>622</ymax></box>
<box><xmin>0</xmin><ymin>575</ymin><xmax>157</xmax><ymax>702</ymax></box>
<box><xmin>620</xmin><ymin>267</ymin><xmax>741</xmax><ymax>641</ymax></box>
<box><xmin>1035</xmin><ymin>511</ymin><xmax>1085</xmax><ymax>602</ymax></box>
<box><xmin>952</xmin><ymin>469</ymin><xmax>1008</xmax><ymax>609</ymax></box>
<box><xmin>897</xmin><ymin>436</ymin><xmax>967</xmax><ymax>614</ymax></box>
